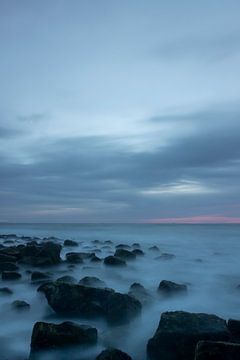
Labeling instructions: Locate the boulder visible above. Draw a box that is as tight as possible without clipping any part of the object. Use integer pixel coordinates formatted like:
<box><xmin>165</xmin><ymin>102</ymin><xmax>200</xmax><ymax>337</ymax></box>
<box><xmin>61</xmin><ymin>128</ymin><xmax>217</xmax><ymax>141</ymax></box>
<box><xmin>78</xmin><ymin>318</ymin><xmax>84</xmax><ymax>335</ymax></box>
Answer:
<box><xmin>19</xmin><ymin>242</ymin><xmax>62</xmax><ymax>266</ymax></box>
<box><xmin>114</xmin><ymin>249</ymin><xmax>136</xmax><ymax>260</ymax></box>
<box><xmin>147</xmin><ymin>311</ymin><xmax>230</xmax><ymax>360</ymax></box>
<box><xmin>40</xmin><ymin>282</ymin><xmax>141</xmax><ymax>325</ymax></box>
<box><xmin>132</xmin><ymin>243</ymin><xmax>141</xmax><ymax>249</ymax></box>
<box><xmin>149</xmin><ymin>246</ymin><xmax>160</xmax><ymax>252</ymax></box>
<box><xmin>104</xmin><ymin>256</ymin><xmax>126</xmax><ymax>266</ymax></box>
<box><xmin>96</xmin><ymin>348</ymin><xmax>132</xmax><ymax>360</ymax></box>
<box><xmin>195</xmin><ymin>341</ymin><xmax>240</xmax><ymax>360</ymax></box>
<box><xmin>132</xmin><ymin>249</ymin><xmax>144</xmax><ymax>256</ymax></box>
<box><xmin>158</xmin><ymin>280</ymin><xmax>187</xmax><ymax>296</ymax></box>
<box><xmin>0</xmin><ymin>262</ymin><xmax>19</xmax><ymax>272</ymax></box>
<box><xmin>11</xmin><ymin>300</ymin><xmax>30</xmax><ymax>310</ymax></box>
<box><xmin>116</xmin><ymin>244</ymin><xmax>131</xmax><ymax>250</ymax></box>
<box><xmin>31</xmin><ymin>321</ymin><xmax>97</xmax><ymax>349</ymax></box>
<box><xmin>227</xmin><ymin>319</ymin><xmax>240</xmax><ymax>341</ymax></box>
<box><xmin>64</xmin><ymin>239</ymin><xmax>78</xmax><ymax>247</ymax></box>
<box><xmin>0</xmin><ymin>287</ymin><xmax>13</xmax><ymax>295</ymax></box>
<box><xmin>0</xmin><ymin>253</ymin><xmax>17</xmax><ymax>263</ymax></box>
<box><xmin>128</xmin><ymin>282</ymin><xmax>151</xmax><ymax>305</ymax></box>
<box><xmin>2</xmin><ymin>271</ymin><xmax>21</xmax><ymax>280</ymax></box>
<box><xmin>91</xmin><ymin>255</ymin><xmax>102</xmax><ymax>262</ymax></box>
<box><xmin>31</xmin><ymin>271</ymin><xmax>51</xmax><ymax>281</ymax></box>
<box><xmin>56</xmin><ymin>275</ymin><xmax>77</xmax><ymax>284</ymax></box>
<box><xmin>79</xmin><ymin>276</ymin><xmax>106</xmax><ymax>288</ymax></box>
<box><xmin>66</xmin><ymin>252</ymin><xmax>84</xmax><ymax>264</ymax></box>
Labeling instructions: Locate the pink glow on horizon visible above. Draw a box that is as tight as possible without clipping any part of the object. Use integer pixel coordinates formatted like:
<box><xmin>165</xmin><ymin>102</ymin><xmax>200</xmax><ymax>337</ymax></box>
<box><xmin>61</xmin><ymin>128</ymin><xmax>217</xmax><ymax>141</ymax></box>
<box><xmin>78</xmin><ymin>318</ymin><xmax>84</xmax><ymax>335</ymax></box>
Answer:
<box><xmin>147</xmin><ymin>216</ymin><xmax>240</xmax><ymax>224</ymax></box>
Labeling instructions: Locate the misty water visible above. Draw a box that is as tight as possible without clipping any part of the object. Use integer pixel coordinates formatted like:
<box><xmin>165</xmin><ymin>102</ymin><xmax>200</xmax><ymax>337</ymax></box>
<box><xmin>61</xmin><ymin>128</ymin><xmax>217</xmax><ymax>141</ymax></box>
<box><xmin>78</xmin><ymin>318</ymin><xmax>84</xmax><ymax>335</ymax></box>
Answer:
<box><xmin>0</xmin><ymin>223</ymin><xmax>240</xmax><ymax>360</ymax></box>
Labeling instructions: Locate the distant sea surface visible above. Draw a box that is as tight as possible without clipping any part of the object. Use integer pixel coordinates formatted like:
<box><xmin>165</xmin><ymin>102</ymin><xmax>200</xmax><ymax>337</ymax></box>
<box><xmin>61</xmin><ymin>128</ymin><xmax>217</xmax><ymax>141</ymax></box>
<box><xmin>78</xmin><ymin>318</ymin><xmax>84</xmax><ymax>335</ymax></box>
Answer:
<box><xmin>0</xmin><ymin>223</ymin><xmax>240</xmax><ymax>359</ymax></box>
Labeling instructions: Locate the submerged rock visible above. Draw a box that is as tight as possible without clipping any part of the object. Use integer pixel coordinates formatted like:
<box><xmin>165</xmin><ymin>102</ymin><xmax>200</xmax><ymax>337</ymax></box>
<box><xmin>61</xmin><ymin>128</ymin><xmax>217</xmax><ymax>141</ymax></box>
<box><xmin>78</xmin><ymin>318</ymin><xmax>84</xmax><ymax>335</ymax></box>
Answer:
<box><xmin>228</xmin><ymin>319</ymin><xmax>240</xmax><ymax>341</ymax></box>
<box><xmin>79</xmin><ymin>276</ymin><xmax>106</xmax><ymax>288</ymax></box>
<box><xmin>40</xmin><ymin>282</ymin><xmax>141</xmax><ymax>325</ymax></box>
<box><xmin>2</xmin><ymin>271</ymin><xmax>21</xmax><ymax>280</ymax></box>
<box><xmin>116</xmin><ymin>244</ymin><xmax>131</xmax><ymax>250</ymax></box>
<box><xmin>11</xmin><ymin>300</ymin><xmax>30</xmax><ymax>310</ymax></box>
<box><xmin>64</xmin><ymin>239</ymin><xmax>78</xmax><ymax>247</ymax></box>
<box><xmin>128</xmin><ymin>282</ymin><xmax>151</xmax><ymax>305</ymax></box>
<box><xmin>147</xmin><ymin>311</ymin><xmax>230</xmax><ymax>360</ymax></box>
<box><xmin>0</xmin><ymin>287</ymin><xmax>13</xmax><ymax>295</ymax></box>
<box><xmin>31</xmin><ymin>271</ymin><xmax>51</xmax><ymax>281</ymax></box>
<box><xmin>132</xmin><ymin>249</ymin><xmax>144</xmax><ymax>256</ymax></box>
<box><xmin>114</xmin><ymin>249</ymin><xmax>136</xmax><ymax>260</ymax></box>
<box><xmin>66</xmin><ymin>252</ymin><xmax>84</xmax><ymax>264</ymax></box>
<box><xmin>195</xmin><ymin>341</ymin><xmax>240</xmax><ymax>360</ymax></box>
<box><xmin>149</xmin><ymin>245</ymin><xmax>160</xmax><ymax>252</ymax></box>
<box><xmin>104</xmin><ymin>256</ymin><xmax>126</xmax><ymax>266</ymax></box>
<box><xmin>132</xmin><ymin>243</ymin><xmax>141</xmax><ymax>249</ymax></box>
<box><xmin>19</xmin><ymin>242</ymin><xmax>62</xmax><ymax>267</ymax></box>
<box><xmin>31</xmin><ymin>321</ymin><xmax>97</xmax><ymax>349</ymax></box>
<box><xmin>158</xmin><ymin>280</ymin><xmax>187</xmax><ymax>296</ymax></box>
<box><xmin>96</xmin><ymin>348</ymin><xmax>132</xmax><ymax>360</ymax></box>
<box><xmin>56</xmin><ymin>275</ymin><xmax>77</xmax><ymax>284</ymax></box>
<box><xmin>0</xmin><ymin>262</ymin><xmax>19</xmax><ymax>271</ymax></box>
<box><xmin>156</xmin><ymin>253</ymin><xmax>176</xmax><ymax>260</ymax></box>
<box><xmin>91</xmin><ymin>255</ymin><xmax>102</xmax><ymax>262</ymax></box>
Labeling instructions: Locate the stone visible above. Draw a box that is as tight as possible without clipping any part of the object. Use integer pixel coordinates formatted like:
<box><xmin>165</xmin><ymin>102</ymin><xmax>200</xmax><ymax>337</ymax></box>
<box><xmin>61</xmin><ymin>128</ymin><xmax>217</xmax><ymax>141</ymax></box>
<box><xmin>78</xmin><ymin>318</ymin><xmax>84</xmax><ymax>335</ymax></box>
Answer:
<box><xmin>64</xmin><ymin>239</ymin><xmax>78</xmax><ymax>247</ymax></box>
<box><xmin>2</xmin><ymin>271</ymin><xmax>22</xmax><ymax>280</ymax></box>
<box><xmin>195</xmin><ymin>341</ymin><xmax>240</xmax><ymax>360</ymax></box>
<box><xmin>96</xmin><ymin>348</ymin><xmax>132</xmax><ymax>360</ymax></box>
<box><xmin>104</xmin><ymin>256</ymin><xmax>126</xmax><ymax>266</ymax></box>
<box><xmin>114</xmin><ymin>249</ymin><xmax>136</xmax><ymax>260</ymax></box>
<box><xmin>158</xmin><ymin>280</ymin><xmax>187</xmax><ymax>296</ymax></box>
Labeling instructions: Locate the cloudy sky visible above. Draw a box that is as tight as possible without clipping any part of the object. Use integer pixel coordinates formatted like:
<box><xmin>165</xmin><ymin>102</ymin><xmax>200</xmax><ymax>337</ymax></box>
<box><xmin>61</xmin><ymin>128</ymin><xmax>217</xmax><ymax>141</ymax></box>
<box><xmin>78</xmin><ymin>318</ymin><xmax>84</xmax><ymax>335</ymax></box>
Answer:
<box><xmin>0</xmin><ymin>0</ymin><xmax>240</xmax><ymax>223</ymax></box>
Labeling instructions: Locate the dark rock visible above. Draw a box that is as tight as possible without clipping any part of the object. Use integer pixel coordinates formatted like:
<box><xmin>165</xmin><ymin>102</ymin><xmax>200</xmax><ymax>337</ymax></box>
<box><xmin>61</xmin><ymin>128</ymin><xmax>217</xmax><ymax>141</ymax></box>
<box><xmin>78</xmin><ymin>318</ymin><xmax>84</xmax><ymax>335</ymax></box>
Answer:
<box><xmin>132</xmin><ymin>243</ymin><xmax>141</xmax><ymax>249</ymax></box>
<box><xmin>116</xmin><ymin>244</ymin><xmax>131</xmax><ymax>250</ymax></box>
<box><xmin>0</xmin><ymin>262</ymin><xmax>19</xmax><ymax>271</ymax></box>
<box><xmin>0</xmin><ymin>234</ymin><xmax>18</xmax><ymax>240</ymax></box>
<box><xmin>66</xmin><ymin>252</ymin><xmax>84</xmax><ymax>264</ymax></box>
<box><xmin>228</xmin><ymin>319</ymin><xmax>240</xmax><ymax>341</ymax></box>
<box><xmin>40</xmin><ymin>282</ymin><xmax>141</xmax><ymax>325</ymax></box>
<box><xmin>104</xmin><ymin>240</ymin><xmax>113</xmax><ymax>245</ymax></box>
<box><xmin>79</xmin><ymin>276</ymin><xmax>106</xmax><ymax>288</ymax></box>
<box><xmin>64</xmin><ymin>239</ymin><xmax>78</xmax><ymax>247</ymax></box>
<box><xmin>104</xmin><ymin>256</ymin><xmax>126</xmax><ymax>266</ymax></box>
<box><xmin>132</xmin><ymin>249</ymin><xmax>144</xmax><ymax>256</ymax></box>
<box><xmin>2</xmin><ymin>271</ymin><xmax>22</xmax><ymax>280</ymax></box>
<box><xmin>149</xmin><ymin>246</ymin><xmax>160</xmax><ymax>252</ymax></box>
<box><xmin>0</xmin><ymin>253</ymin><xmax>17</xmax><ymax>262</ymax></box>
<box><xmin>195</xmin><ymin>341</ymin><xmax>240</xmax><ymax>360</ymax></box>
<box><xmin>147</xmin><ymin>311</ymin><xmax>230</xmax><ymax>360</ymax></box>
<box><xmin>31</xmin><ymin>271</ymin><xmax>51</xmax><ymax>281</ymax></box>
<box><xmin>102</xmin><ymin>245</ymin><xmax>112</xmax><ymax>250</ymax></box>
<box><xmin>12</xmin><ymin>300</ymin><xmax>30</xmax><ymax>310</ymax></box>
<box><xmin>128</xmin><ymin>282</ymin><xmax>151</xmax><ymax>305</ymax></box>
<box><xmin>0</xmin><ymin>287</ymin><xmax>13</xmax><ymax>295</ymax></box>
<box><xmin>114</xmin><ymin>249</ymin><xmax>136</xmax><ymax>260</ymax></box>
<box><xmin>96</xmin><ymin>348</ymin><xmax>132</xmax><ymax>360</ymax></box>
<box><xmin>92</xmin><ymin>240</ymin><xmax>102</xmax><ymax>244</ymax></box>
<box><xmin>156</xmin><ymin>253</ymin><xmax>176</xmax><ymax>260</ymax></box>
<box><xmin>91</xmin><ymin>255</ymin><xmax>102</xmax><ymax>262</ymax></box>
<box><xmin>19</xmin><ymin>242</ymin><xmax>62</xmax><ymax>267</ymax></box>
<box><xmin>31</xmin><ymin>321</ymin><xmax>97</xmax><ymax>349</ymax></box>
<box><xmin>158</xmin><ymin>280</ymin><xmax>187</xmax><ymax>296</ymax></box>
<box><xmin>56</xmin><ymin>275</ymin><xmax>77</xmax><ymax>284</ymax></box>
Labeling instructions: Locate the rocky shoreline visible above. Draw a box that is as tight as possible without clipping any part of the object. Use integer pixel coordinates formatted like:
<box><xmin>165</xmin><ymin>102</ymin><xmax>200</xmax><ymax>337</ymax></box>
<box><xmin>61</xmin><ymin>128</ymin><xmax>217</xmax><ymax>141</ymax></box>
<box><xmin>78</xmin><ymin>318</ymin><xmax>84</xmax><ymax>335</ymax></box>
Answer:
<box><xmin>0</xmin><ymin>233</ymin><xmax>240</xmax><ymax>360</ymax></box>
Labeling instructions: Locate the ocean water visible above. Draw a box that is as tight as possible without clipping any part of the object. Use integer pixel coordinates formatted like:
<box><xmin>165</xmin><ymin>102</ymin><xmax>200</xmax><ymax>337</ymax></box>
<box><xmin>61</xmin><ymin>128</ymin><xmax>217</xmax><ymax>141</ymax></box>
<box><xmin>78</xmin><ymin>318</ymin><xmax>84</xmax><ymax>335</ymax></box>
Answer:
<box><xmin>0</xmin><ymin>223</ymin><xmax>240</xmax><ymax>360</ymax></box>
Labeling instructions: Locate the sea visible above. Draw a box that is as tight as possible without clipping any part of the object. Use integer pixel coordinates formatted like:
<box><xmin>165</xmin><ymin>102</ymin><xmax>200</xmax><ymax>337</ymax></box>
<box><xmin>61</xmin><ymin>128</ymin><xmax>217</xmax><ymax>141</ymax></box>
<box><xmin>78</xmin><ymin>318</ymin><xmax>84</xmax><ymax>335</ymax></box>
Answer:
<box><xmin>0</xmin><ymin>223</ymin><xmax>239</xmax><ymax>360</ymax></box>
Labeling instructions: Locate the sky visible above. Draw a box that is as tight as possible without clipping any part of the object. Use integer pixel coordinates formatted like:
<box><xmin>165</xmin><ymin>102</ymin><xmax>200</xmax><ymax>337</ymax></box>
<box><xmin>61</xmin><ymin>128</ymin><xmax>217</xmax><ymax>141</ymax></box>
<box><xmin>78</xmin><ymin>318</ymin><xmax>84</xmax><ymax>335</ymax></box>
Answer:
<box><xmin>0</xmin><ymin>0</ymin><xmax>240</xmax><ymax>223</ymax></box>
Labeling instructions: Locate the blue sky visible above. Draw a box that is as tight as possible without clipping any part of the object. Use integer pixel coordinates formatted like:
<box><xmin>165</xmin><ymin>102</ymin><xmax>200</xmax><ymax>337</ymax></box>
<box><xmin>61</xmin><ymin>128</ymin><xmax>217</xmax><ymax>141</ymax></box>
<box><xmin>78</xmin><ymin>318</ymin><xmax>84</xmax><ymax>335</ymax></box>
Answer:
<box><xmin>0</xmin><ymin>0</ymin><xmax>240</xmax><ymax>222</ymax></box>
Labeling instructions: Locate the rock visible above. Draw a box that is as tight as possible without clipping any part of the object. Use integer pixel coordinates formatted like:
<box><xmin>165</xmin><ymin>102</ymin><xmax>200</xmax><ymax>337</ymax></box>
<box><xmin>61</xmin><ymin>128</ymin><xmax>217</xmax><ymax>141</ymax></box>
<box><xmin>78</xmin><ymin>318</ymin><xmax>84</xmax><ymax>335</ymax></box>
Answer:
<box><xmin>40</xmin><ymin>282</ymin><xmax>141</xmax><ymax>325</ymax></box>
<box><xmin>156</xmin><ymin>253</ymin><xmax>175</xmax><ymax>260</ymax></box>
<box><xmin>228</xmin><ymin>319</ymin><xmax>240</xmax><ymax>341</ymax></box>
<box><xmin>132</xmin><ymin>243</ymin><xmax>141</xmax><ymax>249</ymax></box>
<box><xmin>132</xmin><ymin>249</ymin><xmax>144</xmax><ymax>256</ymax></box>
<box><xmin>104</xmin><ymin>240</ymin><xmax>113</xmax><ymax>245</ymax></box>
<box><xmin>19</xmin><ymin>242</ymin><xmax>62</xmax><ymax>266</ymax></box>
<box><xmin>0</xmin><ymin>253</ymin><xmax>17</xmax><ymax>262</ymax></box>
<box><xmin>149</xmin><ymin>246</ymin><xmax>160</xmax><ymax>252</ymax></box>
<box><xmin>64</xmin><ymin>239</ymin><xmax>78</xmax><ymax>247</ymax></box>
<box><xmin>12</xmin><ymin>300</ymin><xmax>30</xmax><ymax>310</ymax></box>
<box><xmin>195</xmin><ymin>341</ymin><xmax>240</xmax><ymax>360</ymax></box>
<box><xmin>2</xmin><ymin>271</ymin><xmax>22</xmax><ymax>280</ymax></box>
<box><xmin>0</xmin><ymin>287</ymin><xmax>13</xmax><ymax>295</ymax></box>
<box><xmin>128</xmin><ymin>282</ymin><xmax>151</xmax><ymax>305</ymax></box>
<box><xmin>158</xmin><ymin>280</ymin><xmax>187</xmax><ymax>296</ymax></box>
<box><xmin>31</xmin><ymin>271</ymin><xmax>51</xmax><ymax>281</ymax></box>
<box><xmin>96</xmin><ymin>348</ymin><xmax>132</xmax><ymax>360</ymax></box>
<box><xmin>114</xmin><ymin>249</ymin><xmax>136</xmax><ymax>260</ymax></box>
<box><xmin>147</xmin><ymin>311</ymin><xmax>230</xmax><ymax>360</ymax></box>
<box><xmin>104</xmin><ymin>256</ymin><xmax>126</xmax><ymax>266</ymax></box>
<box><xmin>92</xmin><ymin>240</ymin><xmax>102</xmax><ymax>244</ymax></box>
<box><xmin>31</xmin><ymin>321</ymin><xmax>97</xmax><ymax>349</ymax></box>
<box><xmin>91</xmin><ymin>255</ymin><xmax>102</xmax><ymax>262</ymax></box>
<box><xmin>0</xmin><ymin>262</ymin><xmax>19</xmax><ymax>272</ymax></box>
<box><xmin>116</xmin><ymin>244</ymin><xmax>131</xmax><ymax>250</ymax></box>
<box><xmin>79</xmin><ymin>276</ymin><xmax>106</xmax><ymax>288</ymax></box>
<box><xmin>56</xmin><ymin>275</ymin><xmax>77</xmax><ymax>284</ymax></box>
<box><xmin>66</xmin><ymin>252</ymin><xmax>84</xmax><ymax>264</ymax></box>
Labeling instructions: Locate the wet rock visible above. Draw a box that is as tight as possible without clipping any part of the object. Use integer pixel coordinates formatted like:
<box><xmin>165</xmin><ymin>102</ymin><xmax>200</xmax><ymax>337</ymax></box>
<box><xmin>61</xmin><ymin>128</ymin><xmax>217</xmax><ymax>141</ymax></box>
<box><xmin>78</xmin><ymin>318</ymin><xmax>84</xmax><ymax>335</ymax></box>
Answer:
<box><xmin>156</xmin><ymin>253</ymin><xmax>175</xmax><ymax>260</ymax></box>
<box><xmin>0</xmin><ymin>287</ymin><xmax>13</xmax><ymax>295</ymax></box>
<box><xmin>104</xmin><ymin>256</ymin><xmax>126</xmax><ymax>266</ymax></box>
<box><xmin>79</xmin><ymin>276</ymin><xmax>106</xmax><ymax>288</ymax></box>
<box><xmin>91</xmin><ymin>255</ymin><xmax>102</xmax><ymax>262</ymax></box>
<box><xmin>195</xmin><ymin>341</ymin><xmax>240</xmax><ymax>360</ymax></box>
<box><xmin>11</xmin><ymin>300</ymin><xmax>30</xmax><ymax>310</ymax></box>
<box><xmin>31</xmin><ymin>271</ymin><xmax>51</xmax><ymax>281</ymax></box>
<box><xmin>56</xmin><ymin>275</ymin><xmax>77</xmax><ymax>284</ymax></box>
<box><xmin>102</xmin><ymin>245</ymin><xmax>112</xmax><ymax>250</ymax></box>
<box><xmin>128</xmin><ymin>282</ymin><xmax>151</xmax><ymax>305</ymax></box>
<box><xmin>116</xmin><ymin>244</ymin><xmax>131</xmax><ymax>250</ymax></box>
<box><xmin>96</xmin><ymin>348</ymin><xmax>132</xmax><ymax>360</ymax></box>
<box><xmin>0</xmin><ymin>253</ymin><xmax>18</xmax><ymax>262</ymax></box>
<box><xmin>0</xmin><ymin>262</ymin><xmax>19</xmax><ymax>271</ymax></box>
<box><xmin>19</xmin><ymin>242</ymin><xmax>62</xmax><ymax>267</ymax></box>
<box><xmin>64</xmin><ymin>239</ymin><xmax>78</xmax><ymax>247</ymax></box>
<box><xmin>132</xmin><ymin>249</ymin><xmax>144</xmax><ymax>256</ymax></box>
<box><xmin>114</xmin><ymin>249</ymin><xmax>136</xmax><ymax>260</ymax></box>
<box><xmin>92</xmin><ymin>240</ymin><xmax>102</xmax><ymax>244</ymax></box>
<box><xmin>132</xmin><ymin>243</ymin><xmax>141</xmax><ymax>249</ymax></box>
<box><xmin>31</xmin><ymin>321</ymin><xmax>97</xmax><ymax>349</ymax></box>
<box><xmin>66</xmin><ymin>252</ymin><xmax>84</xmax><ymax>264</ymax></box>
<box><xmin>2</xmin><ymin>271</ymin><xmax>22</xmax><ymax>280</ymax></box>
<box><xmin>149</xmin><ymin>245</ymin><xmax>160</xmax><ymax>252</ymax></box>
<box><xmin>228</xmin><ymin>319</ymin><xmax>240</xmax><ymax>341</ymax></box>
<box><xmin>158</xmin><ymin>280</ymin><xmax>187</xmax><ymax>296</ymax></box>
<box><xmin>104</xmin><ymin>240</ymin><xmax>113</xmax><ymax>245</ymax></box>
<box><xmin>40</xmin><ymin>282</ymin><xmax>141</xmax><ymax>325</ymax></box>
<box><xmin>147</xmin><ymin>311</ymin><xmax>230</xmax><ymax>360</ymax></box>
<box><xmin>0</xmin><ymin>234</ymin><xmax>18</xmax><ymax>240</ymax></box>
